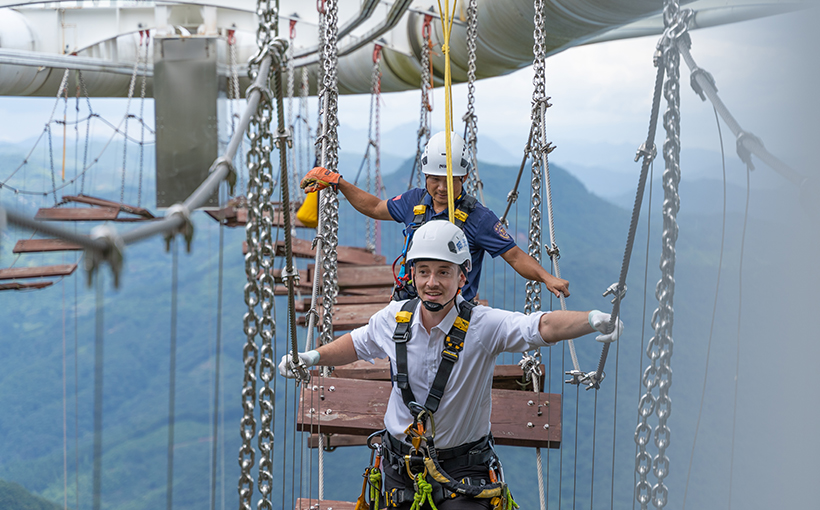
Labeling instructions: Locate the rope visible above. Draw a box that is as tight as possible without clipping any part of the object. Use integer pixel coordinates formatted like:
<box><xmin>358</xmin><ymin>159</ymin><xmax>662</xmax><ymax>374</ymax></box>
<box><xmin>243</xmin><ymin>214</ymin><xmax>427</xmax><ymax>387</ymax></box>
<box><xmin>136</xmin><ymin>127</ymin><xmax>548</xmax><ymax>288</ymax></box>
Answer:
<box><xmin>210</xmin><ymin>214</ymin><xmax>225</xmax><ymax>510</ymax></box>
<box><xmin>166</xmin><ymin>238</ymin><xmax>179</xmax><ymax>510</ymax></box>
<box><xmin>410</xmin><ymin>474</ymin><xmax>439</xmax><ymax>510</ymax></box>
<box><xmin>436</xmin><ymin>0</ymin><xmax>458</xmax><ymax>223</ymax></box>
<box><xmin>92</xmin><ymin>272</ymin><xmax>104</xmax><ymax>510</ymax></box>
<box><xmin>682</xmin><ymin>107</ymin><xmax>727</xmax><ymax>509</ymax></box>
<box><xmin>728</xmin><ymin>166</ymin><xmax>751</xmax><ymax>510</ymax></box>
<box><xmin>632</xmin><ymin>159</ymin><xmax>654</xmax><ymax>510</ymax></box>
<box><xmin>61</xmin><ymin>267</ymin><xmax>68</xmax><ymax>510</ymax></box>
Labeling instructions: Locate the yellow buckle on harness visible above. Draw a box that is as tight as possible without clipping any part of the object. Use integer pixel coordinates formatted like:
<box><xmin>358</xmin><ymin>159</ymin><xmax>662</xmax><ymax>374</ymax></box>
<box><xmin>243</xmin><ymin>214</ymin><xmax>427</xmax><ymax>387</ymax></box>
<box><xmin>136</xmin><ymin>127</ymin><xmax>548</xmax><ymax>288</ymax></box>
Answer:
<box><xmin>396</xmin><ymin>311</ymin><xmax>413</xmax><ymax>323</ymax></box>
<box><xmin>454</xmin><ymin>208</ymin><xmax>468</xmax><ymax>222</ymax></box>
<box><xmin>453</xmin><ymin>316</ymin><xmax>469</xmax><ymax>332</ymax></box>
<box><xmin>413</xmin><ymin>205</ymin><xmax>427</xmax><ymax>216</ymax></box>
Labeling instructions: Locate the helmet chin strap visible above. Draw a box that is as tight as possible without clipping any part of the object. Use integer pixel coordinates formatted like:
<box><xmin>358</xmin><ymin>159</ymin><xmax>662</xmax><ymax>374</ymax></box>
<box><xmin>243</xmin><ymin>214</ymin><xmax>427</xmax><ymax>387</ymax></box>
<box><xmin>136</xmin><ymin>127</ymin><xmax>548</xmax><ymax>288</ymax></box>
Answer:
<box><xmin>421</xmin><ymin>289</ymin><xmax>459</xmax><ymax>312</ymax></box>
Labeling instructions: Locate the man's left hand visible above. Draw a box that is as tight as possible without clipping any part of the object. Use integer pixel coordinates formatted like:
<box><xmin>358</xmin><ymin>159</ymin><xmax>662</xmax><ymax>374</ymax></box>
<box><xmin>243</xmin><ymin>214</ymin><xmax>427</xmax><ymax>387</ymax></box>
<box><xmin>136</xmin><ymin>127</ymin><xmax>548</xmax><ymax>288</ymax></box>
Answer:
<box><xmin>588</xmin><ymin>310</ymin><xmax>623</xmax><ymax>343</ymax></box>
<box><xmin>301</xmin><ymin>166</ymin><xmax>341</xmax><ymax>193</ymax></box>
<box><xmin>545</xmin><ymin>274</ymin><xmax>570</xmax><ymax>298</ymax></box>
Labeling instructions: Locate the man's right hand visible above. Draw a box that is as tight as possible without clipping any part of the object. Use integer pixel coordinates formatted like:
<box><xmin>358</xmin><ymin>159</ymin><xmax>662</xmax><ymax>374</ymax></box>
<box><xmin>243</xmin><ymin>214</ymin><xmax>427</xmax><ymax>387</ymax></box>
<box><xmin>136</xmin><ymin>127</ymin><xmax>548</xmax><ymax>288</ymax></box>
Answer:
<box><xmin>300</xmin><ymin>167</ymin><xmax>341</xmax><ymax>193</ymax></box>
<box><xmin>278</xmin><ymin>350</ymin><xmax>321</xmax><ymax>378</ymax></box>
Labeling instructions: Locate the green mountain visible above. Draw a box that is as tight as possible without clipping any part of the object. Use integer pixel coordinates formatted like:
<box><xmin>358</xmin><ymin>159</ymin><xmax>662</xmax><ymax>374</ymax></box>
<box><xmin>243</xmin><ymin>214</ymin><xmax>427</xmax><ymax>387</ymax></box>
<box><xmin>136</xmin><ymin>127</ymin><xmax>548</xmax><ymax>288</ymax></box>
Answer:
<box><xmin>0</xmin><ymin>480</ymin><xmax>64</xmax><ymax>510</ymax></box>
<box><xmin>1</xmin><ymin>145</ymin><xmax>816</xmax><ymax>510</ymax></box>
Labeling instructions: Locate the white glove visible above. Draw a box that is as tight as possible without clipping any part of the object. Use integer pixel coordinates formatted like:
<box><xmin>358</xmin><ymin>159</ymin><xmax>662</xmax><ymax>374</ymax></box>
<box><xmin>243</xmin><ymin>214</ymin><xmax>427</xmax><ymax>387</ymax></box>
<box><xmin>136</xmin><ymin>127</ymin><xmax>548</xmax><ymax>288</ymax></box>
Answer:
<box><xmin>588</xmin><ymin>310</ymin><xmax>624</xmax><ymax>343</ymax></box>
<box><xmin>278</xmin><ymin>350</ymin><xmax>320</xmax><ymax>378</ymax></box>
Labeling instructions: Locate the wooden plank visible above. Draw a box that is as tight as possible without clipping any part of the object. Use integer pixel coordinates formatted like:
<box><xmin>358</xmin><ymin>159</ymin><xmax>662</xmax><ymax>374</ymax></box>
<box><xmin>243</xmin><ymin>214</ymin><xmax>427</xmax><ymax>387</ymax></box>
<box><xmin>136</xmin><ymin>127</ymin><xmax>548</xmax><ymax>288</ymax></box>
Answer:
<box><xmin>0</xmin><ymin>281</ymin><xmax>54</xmax><ymax>291</ymax></box>
<box><xmin>296</xmin><ymin>302</ymin><xmax>386</xmax><ymax>331</ymax></box>
<box><xmin>13</xmin><ymin>239</ymin><xmax>83</xmax><ymax>253</ymax></box>
<box><xmin>273</xmin><ymin>238</ymin><xmax>386</xmax><ymax>265</ymax></box>
<box><xmin>333</xmin><ymin>360</ymin><xmax>545</xmax><ymax>392</ymax></box>
<box><xmin>307</xmin><ymin>433</ymin><xmax>378</xmax><ymax>449</ymax></box>
<box><xmin>62</xmin><ymin>194</ymin><xmax>154</xmax><ymax>218</ymax></box>
<box><xmin>297</xmin><ymin>378</ymin><xmax>561</xmax><ymax>448</ymax></box>
<box><xmin>35</xmin><ymin>207</ymin><xmax>119</xmax><ymax>221</ymax></box>
<box><xmin>0</xmin><ymin>264</ymin><xmax>77</xmax><ymax>280</ymax></box>
<box><xmin>294</xmin><ymin>499</ymin><xmax>356</xmax><ymax>510</ymax></box>
<box><xmin>295</xmin><ymin>294</ymin><xmax>393</xmax><ymax>312</ymax></box>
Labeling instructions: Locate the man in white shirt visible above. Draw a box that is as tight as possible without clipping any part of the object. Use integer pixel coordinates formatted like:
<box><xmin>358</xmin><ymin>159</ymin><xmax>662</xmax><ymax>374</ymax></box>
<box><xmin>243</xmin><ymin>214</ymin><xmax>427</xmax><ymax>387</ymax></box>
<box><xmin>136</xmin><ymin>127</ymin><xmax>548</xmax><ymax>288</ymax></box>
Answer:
<box><xmin>279</xmin><ymin>220</ymin><xmax>622</xmax><ymax>509</ymax></box>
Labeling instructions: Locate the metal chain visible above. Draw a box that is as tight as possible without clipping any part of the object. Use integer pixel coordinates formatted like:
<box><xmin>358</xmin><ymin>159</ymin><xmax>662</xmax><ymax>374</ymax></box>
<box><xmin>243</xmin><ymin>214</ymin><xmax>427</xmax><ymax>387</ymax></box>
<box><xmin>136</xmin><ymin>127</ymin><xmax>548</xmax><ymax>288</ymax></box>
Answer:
<box><xmin>229</xmin><ymin>29</ymin><xmax>245</xmax><ymax>197</ymax></box>
<box><xmin>364</xmin><ymin>47</ymin><xmax>382</xmax><ymax>252</ymax></box>
<box><xmin>637</xmin><ymin>1</ymin><xmax>683</xmax><ymax>508</ymax></box>
<box><xmin>297</xmin><ymin>66</ymin><xmax>310</xmax><ymax>204</ymax></box>
<box><xmin>120</xmin><ymin>37</ymin><xmax>143</xmax><ymax>207</ymax></box>
<box><xmin>255</xmin><ymin>1</ymin><xmax>278</xmax><ymax>506</ymax></box>
<box><xmin>461</xmin><ymin>0</ymin><xmax>484</xmax><ymax>203</ymax></box>
<box><xmin>319</xmin><ymin>0</ymin><xmax>340</xmax><ymax>349</ymax></box>
<box><xmin>411</xmin><ymin>15</ymin><xmax>433</xmax><ymax>190</ymax></box>
<box><xmin>524</xmin><ymin>0</ymin><xmax>545</xmax><ymax>316</ymax></box>
<box><xmin>137</xmin><ymin>31</ymin><xmax>149</xmax><ymax>207</ymax></box>
<box><xmin>527</xmin><ymin>3</ymin><xmax>547</xmax><ymax>509</ymax></box>
<box><xmin>239</xmin><ymin>2</ymin><xmax>276</xmax><ymax>509</ymax></box>
<box><xmin>286</xmin><ymin>26</ymin><xmax>301</xmax><ymax>222</ymax></box>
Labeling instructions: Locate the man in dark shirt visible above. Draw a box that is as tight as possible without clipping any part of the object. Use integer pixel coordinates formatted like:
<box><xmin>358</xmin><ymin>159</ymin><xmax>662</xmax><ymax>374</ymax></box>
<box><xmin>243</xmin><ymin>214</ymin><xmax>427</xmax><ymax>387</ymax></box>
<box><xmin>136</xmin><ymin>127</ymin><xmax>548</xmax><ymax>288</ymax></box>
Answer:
<box><xmin>301</xmin><ymin>130</ymin><xmax>569</xmax><ymax>302</ymax></box>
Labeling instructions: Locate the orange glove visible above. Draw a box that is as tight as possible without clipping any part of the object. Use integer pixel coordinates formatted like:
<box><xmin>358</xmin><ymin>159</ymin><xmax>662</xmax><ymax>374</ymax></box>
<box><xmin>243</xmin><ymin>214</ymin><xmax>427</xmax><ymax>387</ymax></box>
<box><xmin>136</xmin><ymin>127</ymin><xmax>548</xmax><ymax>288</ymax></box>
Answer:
<box><xmin>300</xmin><ymin>166</ymin><xmax>341</xmax><ymax>193</ymax></box>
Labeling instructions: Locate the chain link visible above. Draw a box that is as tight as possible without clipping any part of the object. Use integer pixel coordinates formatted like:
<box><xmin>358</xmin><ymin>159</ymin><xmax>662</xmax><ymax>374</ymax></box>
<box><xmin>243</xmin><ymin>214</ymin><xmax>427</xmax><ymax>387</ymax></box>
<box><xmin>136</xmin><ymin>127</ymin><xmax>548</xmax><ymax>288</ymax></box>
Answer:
<box><xmin>524</xmin><ymin>0</ymin><xmax>546</xmax><ymax>315</ymax></box>
<box><xmin>364</xmin><ymin>47</ymin><xmax>382</xmax><ymax>252</ymax></box>
<box><xmin>239</xmin><ymin>2</ymin><xmax>278</xmax><ymax>509</ymax></box>
<box><xmin>412</xmin><ymin>15</ymin><xmax>433</xmax><ymax>190</ymax></box>
<box><xmin>636</xmin><ymin>1</ymin><xmax>683</xmax><ymax>508</ymax></box>
<box><xmin>137</xmin><ymin>31</ymin><xmax>149</xmax><ymax>207</ymax></box>
<box><xmin>462</xmin><ymin>0</ymin><xmax>482</xmax><ymax>201</ymax></box>
<box><xmin>319</xmin><ymin>0</ymin><xmax>341</xmax><ymax>349</ymax></box>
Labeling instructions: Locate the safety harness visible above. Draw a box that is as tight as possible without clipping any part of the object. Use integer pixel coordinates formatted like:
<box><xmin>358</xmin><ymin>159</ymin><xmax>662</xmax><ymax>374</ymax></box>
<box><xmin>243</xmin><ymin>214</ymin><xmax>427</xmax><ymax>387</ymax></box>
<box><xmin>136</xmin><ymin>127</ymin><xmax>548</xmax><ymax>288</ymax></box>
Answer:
<box><xmin>355</xmin><ymin>297</ymin><xmax>518</xmax><ymax>509</ymax></box>
<box><xmin>392</xmin><ymin>193</ymin><xmax>479</xmax><ymax>301</ymax></box>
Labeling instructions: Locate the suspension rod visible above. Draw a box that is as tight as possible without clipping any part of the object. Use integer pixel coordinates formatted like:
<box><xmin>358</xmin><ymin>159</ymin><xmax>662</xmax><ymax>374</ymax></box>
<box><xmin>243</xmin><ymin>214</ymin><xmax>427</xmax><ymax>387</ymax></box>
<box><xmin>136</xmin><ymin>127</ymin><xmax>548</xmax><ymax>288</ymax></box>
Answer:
<box><xmin>678</xmin><ymin>40</ymin><xmax>804</xmax><ymax>186</ymax></box>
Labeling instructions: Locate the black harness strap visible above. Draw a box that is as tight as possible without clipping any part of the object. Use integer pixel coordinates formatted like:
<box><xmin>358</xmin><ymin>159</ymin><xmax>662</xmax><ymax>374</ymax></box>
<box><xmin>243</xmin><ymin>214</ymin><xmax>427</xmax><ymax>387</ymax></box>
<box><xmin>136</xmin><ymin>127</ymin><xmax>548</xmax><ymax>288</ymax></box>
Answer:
<box><xmin>392</xmin><ymin>298</ymin><xmax>419</xmax><ymax>407</ymax></box>
<box><xmin>392</xmin><ymin>299</ymin><xmax>476</xmax><ymax>413</ymax></box>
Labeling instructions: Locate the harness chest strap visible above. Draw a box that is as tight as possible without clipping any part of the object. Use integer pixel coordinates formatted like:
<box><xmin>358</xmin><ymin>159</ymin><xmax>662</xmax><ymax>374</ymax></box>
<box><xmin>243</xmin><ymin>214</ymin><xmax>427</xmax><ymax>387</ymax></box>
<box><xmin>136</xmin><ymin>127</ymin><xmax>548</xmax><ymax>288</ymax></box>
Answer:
<box><xmin>392</xmin><ymin>297</ymin><xmax>475</xmax><ymax>413</ymax></box>
<box><xmin>413</xmin><ymin>192</ymin><xmax>477</xmax><ymax>229</ymax></box>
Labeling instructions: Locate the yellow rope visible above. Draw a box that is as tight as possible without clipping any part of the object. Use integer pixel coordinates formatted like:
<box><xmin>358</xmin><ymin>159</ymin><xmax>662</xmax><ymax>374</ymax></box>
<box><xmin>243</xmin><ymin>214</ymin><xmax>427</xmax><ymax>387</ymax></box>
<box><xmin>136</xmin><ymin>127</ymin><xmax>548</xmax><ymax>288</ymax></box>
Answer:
<box><xmin>437</xmin><ymin>0</ymin><xmax>458</xmax><ymax>223</ymax></box>
<box><xmin>409</xmin><ymin>473</ymin><xmax>439</xmax><ymax>510</ymax></box>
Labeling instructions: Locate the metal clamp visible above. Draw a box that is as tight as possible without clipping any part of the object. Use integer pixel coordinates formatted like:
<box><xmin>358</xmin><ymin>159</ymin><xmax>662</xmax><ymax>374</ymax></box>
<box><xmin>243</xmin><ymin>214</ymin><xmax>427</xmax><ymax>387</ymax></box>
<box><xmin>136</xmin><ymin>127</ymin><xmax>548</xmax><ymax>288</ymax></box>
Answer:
<box><xmin>209</xmin><ymin>156</ymin><xmax>237</xmax><ymax>196</ymax></box>
<box><xmin>164</xmin><ymin>203</ymin><xmax>195</xmax><ymax>253</ymax></box>
<box><xmin>634</xmin><ymin>142</ymin><xmax>657</xmax><ymax>163</ymax></box>
<box><xmin>736</xmin><ymin>131</ymin><xmax>763</xmax><ymax>171</ymax></box>
<box><xmin>86</xmin><ymin>224</ymin><xmax>125</xmax><ymax>288</ymax></box>
<box><xmin>274</xmin><ymin>126</ymin><xmax>293</xmax><ymax>149</ymax></box>
<box><xmin>565</xmin><ymin>369</ymin><xmax>604</xmax><ymax>389</ymax></box>
<box><xmin>603</xmin><ymin>282</ymin><xmax>627</xmax><ymax>304</ymax></box>
<box><xmin>288</xmin><ymin>356</ymin><xmax>311</xmax><ymax>385</ymax></box>
<box><xmin>689</xmin><ymin>67</ymin><xmax>716</xmax><ymax>102</ymax></box>
<box><xmin>545</xmin><ymin>242</ymin><xmax>560</xmax><ymax>260</ymax></box>
<box><xmin>280</xmin><ymin>265</ymin><xmax>301</xmax><ymax>286</ymax></box>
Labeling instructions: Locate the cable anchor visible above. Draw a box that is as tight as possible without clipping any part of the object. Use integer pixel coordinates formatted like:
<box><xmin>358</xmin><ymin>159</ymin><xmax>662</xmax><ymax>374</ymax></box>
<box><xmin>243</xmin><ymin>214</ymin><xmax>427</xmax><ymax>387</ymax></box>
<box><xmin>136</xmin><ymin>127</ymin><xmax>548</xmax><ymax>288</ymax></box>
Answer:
<box><xmin>545</xmin><ymin>243</ymin><xmax>560</xmax><ymax>260</ymax></box>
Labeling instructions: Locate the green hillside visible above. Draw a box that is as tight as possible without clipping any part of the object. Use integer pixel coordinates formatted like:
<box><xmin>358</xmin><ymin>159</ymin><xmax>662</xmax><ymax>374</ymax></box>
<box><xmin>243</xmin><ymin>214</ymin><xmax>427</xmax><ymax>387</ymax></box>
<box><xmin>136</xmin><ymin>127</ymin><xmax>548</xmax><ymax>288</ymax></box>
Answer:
<box><xmin>1</xmin><ymin>144</ymin><xmax>816</xmax><ymax>510</ymax></box>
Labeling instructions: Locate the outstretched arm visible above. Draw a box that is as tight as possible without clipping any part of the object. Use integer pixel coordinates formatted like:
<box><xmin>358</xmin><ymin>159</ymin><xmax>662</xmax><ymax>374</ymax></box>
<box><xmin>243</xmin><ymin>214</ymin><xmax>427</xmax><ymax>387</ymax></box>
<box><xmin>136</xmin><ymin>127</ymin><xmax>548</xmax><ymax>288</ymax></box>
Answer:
<box><xmin>539</xmin><ymin>310</ymin><xmax>623</xmax><ymax>344</ymax></box>
<box><xmin>313</xmin><ymin>333</ymin><xmax>360</xmax><ymax>367</ymax></box>
<box><xmin>337</xmin><ymin>178</ymin><xmax>393</xmax><ymax>221</ymax></box>
<box><xmin>538</xmin><ymin>310</ymin><xmax>593</xmax><ymax>344</ymax></box>
<box><xmin>501</xmin><ymin>245</ymin><xmax>570</xmax><ymax>298</ymax></box>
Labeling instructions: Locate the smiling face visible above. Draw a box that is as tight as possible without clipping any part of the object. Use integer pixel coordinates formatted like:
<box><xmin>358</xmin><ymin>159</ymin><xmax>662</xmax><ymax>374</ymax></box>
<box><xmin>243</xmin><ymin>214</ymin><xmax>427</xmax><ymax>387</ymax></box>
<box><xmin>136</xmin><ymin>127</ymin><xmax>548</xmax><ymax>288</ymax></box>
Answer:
<box><xmin>425</xmin><ymin>174</ymin><xmax>464</xmax><ymax>211</ymax></box>
<box><xmin>412</xmin><ymin>259</ymin><xmax>466</xmax><ymax>310</ymax></box>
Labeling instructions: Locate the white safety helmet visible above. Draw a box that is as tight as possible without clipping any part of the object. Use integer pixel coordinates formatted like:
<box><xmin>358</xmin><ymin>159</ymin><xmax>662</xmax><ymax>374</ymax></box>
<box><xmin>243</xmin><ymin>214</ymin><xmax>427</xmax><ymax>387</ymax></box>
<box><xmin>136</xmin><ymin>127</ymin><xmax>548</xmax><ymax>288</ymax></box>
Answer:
<box><xmin>421</xmin><ymin>131</ymin><xmax>471</xmax><ymax>177</ymax></box>
<box><xmin>406</xmin><ymin>220</ymin><xmax>472</xmax><ymax>273</ymax></box>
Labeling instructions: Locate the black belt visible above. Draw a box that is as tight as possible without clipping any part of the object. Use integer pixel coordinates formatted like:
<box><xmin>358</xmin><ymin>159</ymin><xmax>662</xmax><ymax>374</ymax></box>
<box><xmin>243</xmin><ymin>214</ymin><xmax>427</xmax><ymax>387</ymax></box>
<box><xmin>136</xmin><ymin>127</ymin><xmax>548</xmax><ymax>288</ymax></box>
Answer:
<box><xmin>383</xmin><ymin>432</ymin><xmax>494</xmax><ymax>470</ymax></box>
